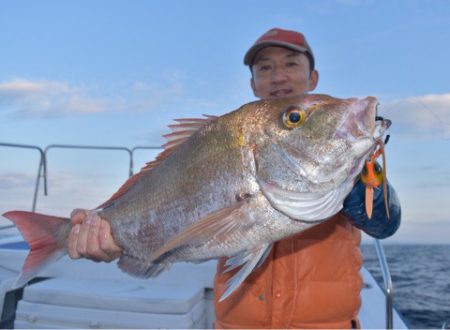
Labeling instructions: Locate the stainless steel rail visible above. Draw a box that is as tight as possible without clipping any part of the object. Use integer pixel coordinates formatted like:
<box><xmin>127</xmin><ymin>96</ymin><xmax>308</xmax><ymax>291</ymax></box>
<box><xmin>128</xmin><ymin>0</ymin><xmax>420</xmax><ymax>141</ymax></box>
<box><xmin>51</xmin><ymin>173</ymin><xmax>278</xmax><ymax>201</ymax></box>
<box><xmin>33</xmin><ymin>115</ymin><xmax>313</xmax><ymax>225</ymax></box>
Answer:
<box><xmin>0</xmin><ymin>142</ymin><xmax>47</xmax><ymax>213</ymax></box>
<box><xmin>130</xmin><ymin>146</ymin><xmax>163</xmax><ymax>175</ymax></box>
<box><xmin>45</xmin><ymin>144</ymin><xmax>133</xmax><ymax>184</ymax></box>
<box><xmin>374</xmin><ymin>238</ymin><xmax>394</xmax><ymax>329</ymax></box>
<box><xmin>44</xmin><ymin>144</ymin><xmax>162</xmax><ymax>180</ymax></box>
<box><xmin>1</xmin><ymin>143</ymin><xmax>162</xmax><ymax>229</ymax></box>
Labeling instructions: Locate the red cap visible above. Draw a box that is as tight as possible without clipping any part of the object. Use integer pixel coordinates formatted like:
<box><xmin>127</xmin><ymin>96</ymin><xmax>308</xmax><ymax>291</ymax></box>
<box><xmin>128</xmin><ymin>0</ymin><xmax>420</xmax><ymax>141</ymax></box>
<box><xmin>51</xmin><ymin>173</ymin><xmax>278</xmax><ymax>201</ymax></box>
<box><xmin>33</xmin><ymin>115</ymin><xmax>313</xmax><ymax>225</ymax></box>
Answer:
<box><xmin>244</xmin><ymin>28</ymin><xmax>315</xmax><ymax>69</ymax></box>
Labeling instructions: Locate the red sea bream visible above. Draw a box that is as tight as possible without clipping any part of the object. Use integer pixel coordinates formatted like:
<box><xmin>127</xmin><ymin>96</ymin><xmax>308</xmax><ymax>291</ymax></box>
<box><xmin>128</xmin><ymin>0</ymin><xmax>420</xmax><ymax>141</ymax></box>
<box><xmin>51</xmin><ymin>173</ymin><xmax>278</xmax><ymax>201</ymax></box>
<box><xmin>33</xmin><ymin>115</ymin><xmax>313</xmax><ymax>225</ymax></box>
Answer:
<box><xmin>3</xmin><ymin>94</ymin><xmax>390</xmax><ymax>300</ymax></box>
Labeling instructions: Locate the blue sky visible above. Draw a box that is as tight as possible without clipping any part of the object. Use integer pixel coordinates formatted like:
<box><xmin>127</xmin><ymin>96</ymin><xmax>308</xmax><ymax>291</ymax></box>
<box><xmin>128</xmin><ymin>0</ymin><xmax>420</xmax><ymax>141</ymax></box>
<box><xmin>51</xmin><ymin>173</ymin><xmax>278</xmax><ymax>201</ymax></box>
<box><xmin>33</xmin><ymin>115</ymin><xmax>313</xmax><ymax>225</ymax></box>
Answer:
<box><xmin>1</xmin><ymin>0</ymin><xmax>449</xmax><ymax>244</ymax></box>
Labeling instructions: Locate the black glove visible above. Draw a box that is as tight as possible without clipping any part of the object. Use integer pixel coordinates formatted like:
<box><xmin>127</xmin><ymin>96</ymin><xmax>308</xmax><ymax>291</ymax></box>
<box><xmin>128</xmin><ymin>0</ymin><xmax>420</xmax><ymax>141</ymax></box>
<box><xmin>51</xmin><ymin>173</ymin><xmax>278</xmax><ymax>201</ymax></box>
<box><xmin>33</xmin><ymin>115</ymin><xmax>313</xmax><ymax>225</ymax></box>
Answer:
<box><xmin>342</xmin><ymin>179</ymin><xmax>401</xmax><ymax>239</ymax></box>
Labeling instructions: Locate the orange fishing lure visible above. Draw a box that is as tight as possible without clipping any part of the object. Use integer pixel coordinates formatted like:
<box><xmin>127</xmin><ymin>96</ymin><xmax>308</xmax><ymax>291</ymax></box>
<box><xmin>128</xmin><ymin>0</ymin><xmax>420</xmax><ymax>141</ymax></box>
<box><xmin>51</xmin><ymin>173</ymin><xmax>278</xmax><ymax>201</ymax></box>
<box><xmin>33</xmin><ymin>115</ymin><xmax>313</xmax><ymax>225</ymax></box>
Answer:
<box><xmin>361</xmin><ymin>140</ymin><xmax>390</xmax><ymax>220</ymax></box>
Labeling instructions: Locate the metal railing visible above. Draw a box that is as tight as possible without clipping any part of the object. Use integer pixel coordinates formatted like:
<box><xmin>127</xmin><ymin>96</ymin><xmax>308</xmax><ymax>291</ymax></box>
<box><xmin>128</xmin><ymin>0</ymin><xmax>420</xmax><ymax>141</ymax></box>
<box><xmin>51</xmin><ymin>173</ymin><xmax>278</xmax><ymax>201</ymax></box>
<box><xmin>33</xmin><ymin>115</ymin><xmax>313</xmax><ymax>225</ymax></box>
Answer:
<box><xmin>0</xmin><ymin>142</ymin><xmax>47</xmax><ymax>215</ymax></box>
<box><xmin>374</xmin><ymin>238</ymin><xmax>394</xmax><ymax>329</ymax></box>
<box><xmin>0</xmin><ymin>142</ymin><xmax>162</xmax><ymax>224</ymax></box>
<box><xmin>44</xmin><ymin>144</ymin><xmax>133</xmax><ymax>187</ymax></box>
<box><xmin>44</xmin><ymin>144</ymin><xmax>162</xmax><ymax>178</ymax></box>
<box><xmin>130</xmin><ymin>146</ymin><xmax>163</xmax><ymax>175</ymax></box>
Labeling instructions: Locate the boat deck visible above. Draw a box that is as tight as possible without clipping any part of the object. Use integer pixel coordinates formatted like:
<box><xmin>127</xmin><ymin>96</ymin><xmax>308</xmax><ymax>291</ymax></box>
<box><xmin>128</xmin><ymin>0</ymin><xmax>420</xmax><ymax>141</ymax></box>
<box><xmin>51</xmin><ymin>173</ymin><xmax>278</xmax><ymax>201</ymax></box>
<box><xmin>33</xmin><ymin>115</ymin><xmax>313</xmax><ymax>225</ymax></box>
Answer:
<box><xmin>0</xmin><ymin>230</ymin><xmax>408</xmax><ymax>329</ymax></box>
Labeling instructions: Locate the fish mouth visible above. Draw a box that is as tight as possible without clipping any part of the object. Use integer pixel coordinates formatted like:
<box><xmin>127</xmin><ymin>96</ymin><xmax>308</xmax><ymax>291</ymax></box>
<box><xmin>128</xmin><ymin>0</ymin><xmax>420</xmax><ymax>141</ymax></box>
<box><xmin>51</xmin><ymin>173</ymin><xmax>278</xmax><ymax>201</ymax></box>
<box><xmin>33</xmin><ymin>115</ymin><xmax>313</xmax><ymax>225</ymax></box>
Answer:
<box><xmin>376</xmin><ymin>115</ymin><xmax>392</xmax><ymax>127</ymax></box>
<box><xmin>333</xmin><ymin>97</ymin><xmax>392</xmax><ymax>193</ymax></box>
<box><xmin>374</xmin><ymin>115</ymin><xmax>391</xmax><ymax>140</ymax></box>
<box><xmin>333</xmin><ymin>97</ymin><xmax>390</xmax><ymax>141</ymax></box>
<box><xmin>345</xmin><ymin>115</ymin><xmax>391</xmax><ymax>191</ymax></box>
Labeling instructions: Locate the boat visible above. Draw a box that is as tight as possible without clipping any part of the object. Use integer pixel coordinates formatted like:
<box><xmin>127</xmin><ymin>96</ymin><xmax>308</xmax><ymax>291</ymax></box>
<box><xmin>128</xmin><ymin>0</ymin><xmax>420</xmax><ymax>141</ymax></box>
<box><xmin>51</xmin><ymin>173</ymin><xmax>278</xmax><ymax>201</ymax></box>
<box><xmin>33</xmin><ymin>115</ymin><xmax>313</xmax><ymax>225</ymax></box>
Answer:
<box><xmin>0</xmin><ymin>142</ymin><xmax>409</xmax><ymax>329</ymax></box>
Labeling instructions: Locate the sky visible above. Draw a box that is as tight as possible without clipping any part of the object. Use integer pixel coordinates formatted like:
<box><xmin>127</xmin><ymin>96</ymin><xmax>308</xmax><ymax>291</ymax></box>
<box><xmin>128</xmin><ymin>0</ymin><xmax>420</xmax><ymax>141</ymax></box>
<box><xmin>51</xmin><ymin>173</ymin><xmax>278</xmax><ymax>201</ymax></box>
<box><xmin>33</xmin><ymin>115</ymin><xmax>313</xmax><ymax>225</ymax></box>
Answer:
<box><xmin>0</xmin><ymin>0</ymin><xmax>449</xmax><ymax>244</ymax></box>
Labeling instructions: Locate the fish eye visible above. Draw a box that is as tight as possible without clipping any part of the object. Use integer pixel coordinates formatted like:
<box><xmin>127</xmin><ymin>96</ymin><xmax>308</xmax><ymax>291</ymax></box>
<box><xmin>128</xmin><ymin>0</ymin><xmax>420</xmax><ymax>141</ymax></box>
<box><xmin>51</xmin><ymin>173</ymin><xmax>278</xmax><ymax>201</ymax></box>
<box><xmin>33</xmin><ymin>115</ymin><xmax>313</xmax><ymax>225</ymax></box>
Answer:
<box><xmin>282</xmin><ymin>106</ymin><xmax>306</xmax><ymax>129</ymax></box>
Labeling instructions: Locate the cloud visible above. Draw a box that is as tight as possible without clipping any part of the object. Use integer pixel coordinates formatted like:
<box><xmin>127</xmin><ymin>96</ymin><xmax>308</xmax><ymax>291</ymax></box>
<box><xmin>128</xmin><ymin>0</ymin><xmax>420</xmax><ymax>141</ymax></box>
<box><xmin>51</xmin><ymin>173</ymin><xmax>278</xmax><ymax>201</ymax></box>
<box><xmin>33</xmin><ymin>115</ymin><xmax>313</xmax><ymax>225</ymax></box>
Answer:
<box><xmin>380</xmin><ymin>93</ymin><xmax>450</xmax><ymax>140</ymax></box>
<box><xmin>0</xmin><ymin>79</ymin><xmax>106</xmax><ymax>118</ymax></box>
<box><xmin>0</xmin><ymin>172</ymin><xmax>35</xmax><ymax>190</ymax></box>
<box><xmin>0</xmin><ymin>172</ymin><xmax>38</xmax><ymax>218</ymax></box>
<box><xmin>0</xmin><ymin>75</ymin><xmax>185</xmax><ymax>119</ymax></box>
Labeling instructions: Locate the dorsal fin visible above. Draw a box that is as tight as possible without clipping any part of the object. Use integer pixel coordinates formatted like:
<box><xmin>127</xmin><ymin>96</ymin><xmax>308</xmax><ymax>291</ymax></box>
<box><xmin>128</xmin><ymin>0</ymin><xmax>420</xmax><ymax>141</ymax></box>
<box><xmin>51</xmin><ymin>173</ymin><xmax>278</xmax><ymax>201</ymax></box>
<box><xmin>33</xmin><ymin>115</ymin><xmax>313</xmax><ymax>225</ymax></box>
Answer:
<box><xmin>97</xmin><ymin>115</ymin><xmax>218</xmax><ymax>209</ymax></box>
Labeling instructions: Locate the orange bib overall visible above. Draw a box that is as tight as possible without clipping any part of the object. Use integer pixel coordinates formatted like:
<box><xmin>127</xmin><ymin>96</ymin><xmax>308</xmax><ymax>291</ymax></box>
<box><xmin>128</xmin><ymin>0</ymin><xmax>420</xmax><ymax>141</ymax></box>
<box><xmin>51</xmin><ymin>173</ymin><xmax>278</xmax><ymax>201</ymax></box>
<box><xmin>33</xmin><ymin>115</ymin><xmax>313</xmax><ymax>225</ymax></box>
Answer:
<box><xmin>214</xmin><ymin>213</ymin><xmax>363</xmax><ymax>329</ymax></box>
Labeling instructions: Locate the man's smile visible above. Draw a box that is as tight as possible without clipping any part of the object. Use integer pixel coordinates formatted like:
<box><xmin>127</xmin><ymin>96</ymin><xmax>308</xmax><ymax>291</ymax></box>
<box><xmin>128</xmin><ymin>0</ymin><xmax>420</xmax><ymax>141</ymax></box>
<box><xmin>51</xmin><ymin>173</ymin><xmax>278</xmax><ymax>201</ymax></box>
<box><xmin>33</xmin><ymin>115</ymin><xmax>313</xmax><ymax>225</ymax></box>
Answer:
<box><xmin>269</xmin><ymin>88</ymin><xmax>294</xmax><ymax>98</ymax></box>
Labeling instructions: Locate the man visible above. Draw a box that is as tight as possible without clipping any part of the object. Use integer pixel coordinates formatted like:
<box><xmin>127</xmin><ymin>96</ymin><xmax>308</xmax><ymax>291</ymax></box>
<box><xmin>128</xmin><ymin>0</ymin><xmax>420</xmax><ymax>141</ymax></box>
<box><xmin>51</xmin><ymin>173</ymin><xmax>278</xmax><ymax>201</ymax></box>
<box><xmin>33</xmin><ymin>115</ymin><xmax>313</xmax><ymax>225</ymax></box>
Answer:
<box><xmin>69</xmin><ymin>28</ymin><xmax>401</xmax><ymax>328</ymax></box>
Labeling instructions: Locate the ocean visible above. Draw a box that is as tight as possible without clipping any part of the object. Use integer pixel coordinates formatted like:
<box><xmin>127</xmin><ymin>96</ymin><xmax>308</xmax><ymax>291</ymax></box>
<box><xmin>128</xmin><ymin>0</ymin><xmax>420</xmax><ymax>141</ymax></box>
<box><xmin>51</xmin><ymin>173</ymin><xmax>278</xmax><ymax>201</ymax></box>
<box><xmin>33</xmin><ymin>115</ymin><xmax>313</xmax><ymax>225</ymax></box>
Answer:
<box><xmin>362</xmin><ymin>244</ymin><xmax>450</xmax><ymax>329</ymax></box>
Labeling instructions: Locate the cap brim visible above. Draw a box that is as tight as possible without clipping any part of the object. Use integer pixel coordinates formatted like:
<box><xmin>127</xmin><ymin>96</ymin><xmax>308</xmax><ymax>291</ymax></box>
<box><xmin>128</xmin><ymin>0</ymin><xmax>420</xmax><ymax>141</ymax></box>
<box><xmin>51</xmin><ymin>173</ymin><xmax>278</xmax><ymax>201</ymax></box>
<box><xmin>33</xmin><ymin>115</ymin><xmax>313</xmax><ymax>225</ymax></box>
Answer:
<box><xmin>244</xmin><ymin>41</ymin><xmax>310</xmax><ymax>65</ymax></box>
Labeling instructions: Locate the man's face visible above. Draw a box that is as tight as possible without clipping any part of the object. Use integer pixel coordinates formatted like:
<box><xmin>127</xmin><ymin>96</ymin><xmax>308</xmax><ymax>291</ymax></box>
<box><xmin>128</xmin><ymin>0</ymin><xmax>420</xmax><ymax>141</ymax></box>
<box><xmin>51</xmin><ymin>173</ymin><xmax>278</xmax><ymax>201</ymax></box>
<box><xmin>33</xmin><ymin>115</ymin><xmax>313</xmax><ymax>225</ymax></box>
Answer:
<box><xmin>250</xmin><ymin>46</ymin><xmax>318</xmax><ymax>100</ymax></box>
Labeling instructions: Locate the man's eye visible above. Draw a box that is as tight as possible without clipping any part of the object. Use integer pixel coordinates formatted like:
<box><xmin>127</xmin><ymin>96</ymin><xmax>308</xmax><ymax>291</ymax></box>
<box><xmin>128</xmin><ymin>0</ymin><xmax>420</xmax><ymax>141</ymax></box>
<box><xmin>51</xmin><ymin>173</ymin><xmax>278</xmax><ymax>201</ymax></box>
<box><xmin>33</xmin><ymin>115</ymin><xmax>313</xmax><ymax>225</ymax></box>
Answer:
<box><xmin>258</xmin><ymin>65</ymin><xmax>271</xmax><ymax>71</ymax></box>
<box><xmin>286</xmin><ymin>62</ymin><xmax>299</xmax><ymax>67</ymax></box>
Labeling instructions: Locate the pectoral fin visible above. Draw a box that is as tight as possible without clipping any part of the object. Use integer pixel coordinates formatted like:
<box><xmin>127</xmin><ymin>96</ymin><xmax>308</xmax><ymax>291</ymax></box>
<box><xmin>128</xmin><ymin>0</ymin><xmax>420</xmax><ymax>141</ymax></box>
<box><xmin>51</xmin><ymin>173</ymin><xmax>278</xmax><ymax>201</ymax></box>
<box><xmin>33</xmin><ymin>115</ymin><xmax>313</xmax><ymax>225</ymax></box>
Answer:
<box><xmin>146</xmin><ymin>201</ymin><xmax>246</xmax><ymax>264</ymax></box>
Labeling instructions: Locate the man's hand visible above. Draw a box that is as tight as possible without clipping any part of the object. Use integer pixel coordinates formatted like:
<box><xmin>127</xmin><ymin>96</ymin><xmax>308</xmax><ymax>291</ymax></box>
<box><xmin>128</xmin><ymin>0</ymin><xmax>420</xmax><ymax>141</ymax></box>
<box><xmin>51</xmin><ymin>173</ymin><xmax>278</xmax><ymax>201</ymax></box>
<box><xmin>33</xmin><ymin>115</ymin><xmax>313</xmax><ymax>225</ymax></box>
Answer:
<box><xmin>68</xmin><ymin>209</ymin><xmax>122</xmax><ymax>262</ymax></box>
<box><xmin>343</xmin><ymin>179</ymin><xmax>401</xmax><ymax>239</ymax></box>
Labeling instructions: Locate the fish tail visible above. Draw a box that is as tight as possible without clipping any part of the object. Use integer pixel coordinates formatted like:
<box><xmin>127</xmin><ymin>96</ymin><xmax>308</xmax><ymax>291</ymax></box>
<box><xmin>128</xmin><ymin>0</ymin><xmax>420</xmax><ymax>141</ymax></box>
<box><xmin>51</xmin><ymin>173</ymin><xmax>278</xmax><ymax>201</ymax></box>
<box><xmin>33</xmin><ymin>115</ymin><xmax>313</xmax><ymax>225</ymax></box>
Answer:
<box><xmin>2</xmin><ymin>211</ymin><xmax>71</xmax><ymax>288</ymax></box>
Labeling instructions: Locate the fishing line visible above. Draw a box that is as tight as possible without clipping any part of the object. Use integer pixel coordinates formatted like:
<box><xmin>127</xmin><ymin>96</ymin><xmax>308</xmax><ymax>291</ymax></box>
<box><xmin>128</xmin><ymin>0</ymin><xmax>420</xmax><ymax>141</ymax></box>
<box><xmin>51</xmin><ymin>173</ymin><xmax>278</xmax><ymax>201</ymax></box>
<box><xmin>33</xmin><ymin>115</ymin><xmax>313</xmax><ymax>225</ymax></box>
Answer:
<box><xmin>416</xmin><ymin>98</ymin><xmax>450</xmax><ymax>140</ymax></box>
<box><xmin>379</xmin><ymin>97</ymin><xmax>450</xmax><ymax>141</ymax></box>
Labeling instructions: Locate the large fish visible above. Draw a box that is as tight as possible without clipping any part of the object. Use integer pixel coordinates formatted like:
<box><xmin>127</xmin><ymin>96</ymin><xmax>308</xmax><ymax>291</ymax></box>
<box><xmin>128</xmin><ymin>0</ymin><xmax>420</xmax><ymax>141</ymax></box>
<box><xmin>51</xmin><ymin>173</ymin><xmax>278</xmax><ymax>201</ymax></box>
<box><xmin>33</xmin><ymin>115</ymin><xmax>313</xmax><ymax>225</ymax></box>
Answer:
<box><xmin>3</xmin><ymin>94</ymin><xmax>390</xmax><ymax>300</ymax></box>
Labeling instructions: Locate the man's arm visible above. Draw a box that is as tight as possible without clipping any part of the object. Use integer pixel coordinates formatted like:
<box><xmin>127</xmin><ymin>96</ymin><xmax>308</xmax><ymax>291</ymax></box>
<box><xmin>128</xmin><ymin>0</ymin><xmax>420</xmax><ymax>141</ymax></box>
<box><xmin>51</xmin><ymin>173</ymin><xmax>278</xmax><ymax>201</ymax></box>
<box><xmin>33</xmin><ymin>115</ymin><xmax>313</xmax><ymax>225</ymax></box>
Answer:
<box><xmin>342</xmin><ymin>179</ymin><xmax>401</xmax><ymax>239</ymax></box>
<box><xmin>68</xmin><ymin>209</ymin><xmax>122</xmax><ymax>261</ymax></box>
